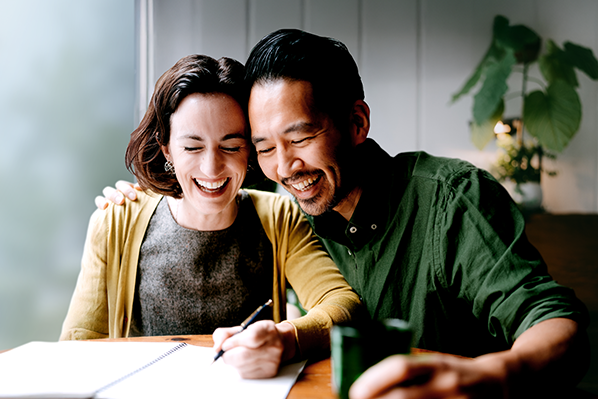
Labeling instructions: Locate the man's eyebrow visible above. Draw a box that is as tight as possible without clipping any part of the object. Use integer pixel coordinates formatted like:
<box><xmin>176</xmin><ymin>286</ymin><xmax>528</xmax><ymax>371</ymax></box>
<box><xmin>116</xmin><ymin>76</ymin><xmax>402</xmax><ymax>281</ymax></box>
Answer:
<box><xmin>282</xmin><ymin>121</ymin><xmax>317</xmax><ymax>134</ymax></box>
<box><xmin>252</xmin><ymin>122</ymin><xmax>317</xmax><ymax>144</ymax></box>
<box><xmin>252</xmin><ymin>136</ymin><xmax>266</xmax><ymax>145</ymax></box>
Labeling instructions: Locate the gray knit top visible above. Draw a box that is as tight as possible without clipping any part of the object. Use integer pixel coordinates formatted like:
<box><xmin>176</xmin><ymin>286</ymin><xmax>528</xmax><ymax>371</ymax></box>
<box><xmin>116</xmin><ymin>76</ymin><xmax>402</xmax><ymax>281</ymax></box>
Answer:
<box><xmin>129</xmin><ymin>191</ymin><xmax>273</xmax><ymax>336</ymax></box>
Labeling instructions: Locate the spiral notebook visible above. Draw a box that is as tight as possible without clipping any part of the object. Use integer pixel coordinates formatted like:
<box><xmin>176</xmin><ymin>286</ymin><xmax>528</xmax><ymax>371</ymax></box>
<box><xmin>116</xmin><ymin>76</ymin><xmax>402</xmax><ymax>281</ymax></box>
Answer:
<box><xmin>0</xmin><ymin>341</ymin><xmax>306</xmax><ymax>399</ymax></box>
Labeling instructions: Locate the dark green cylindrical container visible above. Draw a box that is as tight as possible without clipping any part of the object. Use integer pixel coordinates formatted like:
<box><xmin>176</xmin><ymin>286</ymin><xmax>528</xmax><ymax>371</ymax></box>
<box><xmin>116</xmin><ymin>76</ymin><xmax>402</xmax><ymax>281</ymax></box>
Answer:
<box><xmin>331</xmin><ymin>319</ymin><xmax>412</xmax><ymax>399</ymax></box>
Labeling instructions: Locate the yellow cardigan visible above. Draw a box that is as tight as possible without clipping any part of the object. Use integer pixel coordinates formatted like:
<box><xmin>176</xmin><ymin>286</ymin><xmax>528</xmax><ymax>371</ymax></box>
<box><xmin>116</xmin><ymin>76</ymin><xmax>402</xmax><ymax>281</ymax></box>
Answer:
<box><xmin>60</xmin><ymin>189</ymin><xmax>361</xmax><ymax>357</ymax></box>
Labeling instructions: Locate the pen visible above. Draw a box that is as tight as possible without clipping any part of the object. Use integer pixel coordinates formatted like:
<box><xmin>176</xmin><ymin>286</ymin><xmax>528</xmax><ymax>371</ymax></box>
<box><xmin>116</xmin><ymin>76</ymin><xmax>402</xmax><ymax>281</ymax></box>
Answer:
<box><xmin>212</xmin><ymin>299</ymin><xmax>273</xmax><ymax>364</ymax></box>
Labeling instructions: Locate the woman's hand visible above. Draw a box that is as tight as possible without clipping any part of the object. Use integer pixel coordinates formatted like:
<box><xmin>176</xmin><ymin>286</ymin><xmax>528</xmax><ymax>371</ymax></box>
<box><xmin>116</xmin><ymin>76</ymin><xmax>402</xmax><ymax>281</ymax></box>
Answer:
<box><xmin>94</xmin><ymin>180</ymin><xmax>141</xmax><ymax>209</ymax></box>
<box><xmin>212</xmin><ymin>320</ymin><xmax>297</xmax><ymax>379</ymax></box>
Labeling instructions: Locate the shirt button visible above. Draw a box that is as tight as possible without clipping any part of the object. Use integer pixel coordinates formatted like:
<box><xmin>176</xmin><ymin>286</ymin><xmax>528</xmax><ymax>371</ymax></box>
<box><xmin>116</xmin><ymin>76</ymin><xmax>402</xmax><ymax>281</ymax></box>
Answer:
<box><xmin>349</xmin><ymin>226</ymin><xmax>357</xmax><ymax>233</ymax></box>
<box><xmin>371</xmin><ymin>224</ymin><xmax>377</xmax><ymax>230</ymax></box>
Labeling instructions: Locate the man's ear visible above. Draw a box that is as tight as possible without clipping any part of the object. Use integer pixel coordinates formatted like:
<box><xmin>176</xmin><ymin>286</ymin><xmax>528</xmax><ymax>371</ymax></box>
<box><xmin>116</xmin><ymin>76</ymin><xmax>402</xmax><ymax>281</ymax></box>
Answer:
<box><xmin>349</xmin><ymin>100</ymin><xmax>370</xmax><ymax>146</ymax></box>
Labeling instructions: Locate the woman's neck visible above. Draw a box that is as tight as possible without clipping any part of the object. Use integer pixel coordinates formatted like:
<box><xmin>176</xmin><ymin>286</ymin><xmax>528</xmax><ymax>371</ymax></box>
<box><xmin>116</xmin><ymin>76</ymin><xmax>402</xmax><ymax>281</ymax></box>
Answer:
<box><xmin>166</xmin><ymin>195</ymin><xmax>239</xmax><ymax>231</ymax></box>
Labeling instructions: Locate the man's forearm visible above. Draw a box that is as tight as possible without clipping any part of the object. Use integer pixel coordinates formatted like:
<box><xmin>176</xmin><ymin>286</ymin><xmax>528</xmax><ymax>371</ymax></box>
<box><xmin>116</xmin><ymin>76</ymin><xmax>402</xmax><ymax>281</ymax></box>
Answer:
<box><xmin>478</xmin><ymin>318</ymin><xmax>589</xmax><ymax>396</ymax></box>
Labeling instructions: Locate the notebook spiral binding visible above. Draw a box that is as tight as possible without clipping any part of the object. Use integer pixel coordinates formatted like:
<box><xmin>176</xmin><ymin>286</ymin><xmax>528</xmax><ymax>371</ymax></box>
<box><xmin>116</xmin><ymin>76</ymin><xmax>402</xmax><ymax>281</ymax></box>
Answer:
<box><xmin>93</xmin><ymin>342</ymin><xmax>189</xmax><ymax>397</ymax></box>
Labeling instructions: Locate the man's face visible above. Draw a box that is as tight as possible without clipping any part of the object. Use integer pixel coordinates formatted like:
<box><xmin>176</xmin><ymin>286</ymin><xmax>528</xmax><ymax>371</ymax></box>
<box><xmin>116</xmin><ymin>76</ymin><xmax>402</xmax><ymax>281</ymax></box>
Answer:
<box><xmin>248</xmin><ymin>80</ymin><xmax>350</xmax><ymax>216</ymax></box>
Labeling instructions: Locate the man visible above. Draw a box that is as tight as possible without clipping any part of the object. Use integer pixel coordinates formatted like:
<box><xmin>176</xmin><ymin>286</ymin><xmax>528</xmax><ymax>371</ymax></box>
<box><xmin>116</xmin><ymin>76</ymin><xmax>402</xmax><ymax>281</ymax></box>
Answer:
<box><xmin>244</xmin><ymin>29</ymin><xmax>589</xmax><ymax>397</ymax></box>
<box><xmin>102</xmin><ymin>29</ymin><xmax>589</xmax><ymax>398</ymax></box>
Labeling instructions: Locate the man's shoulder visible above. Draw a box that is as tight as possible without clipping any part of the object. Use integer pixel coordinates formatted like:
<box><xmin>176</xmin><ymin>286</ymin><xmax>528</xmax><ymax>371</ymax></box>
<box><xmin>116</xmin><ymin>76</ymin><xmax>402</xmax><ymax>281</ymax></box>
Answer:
<box><xmin>392</xmin><ymin>151</ymin><xmax>479</xmax><ymax>184</ymax></box>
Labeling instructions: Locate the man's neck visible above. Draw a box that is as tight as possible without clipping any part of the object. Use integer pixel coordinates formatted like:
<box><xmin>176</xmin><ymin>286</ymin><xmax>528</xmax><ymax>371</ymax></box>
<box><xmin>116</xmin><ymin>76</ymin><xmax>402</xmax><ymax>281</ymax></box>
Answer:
<box><xmin>332</xmin><ymin>186</ymin><xmax>363</xmax><ymax>221</ymax></box>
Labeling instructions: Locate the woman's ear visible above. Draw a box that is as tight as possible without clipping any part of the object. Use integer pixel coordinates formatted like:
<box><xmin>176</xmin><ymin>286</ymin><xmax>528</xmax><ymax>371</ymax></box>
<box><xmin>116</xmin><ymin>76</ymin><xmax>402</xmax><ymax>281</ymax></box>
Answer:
<box><xmin>350</xmin><ymin>100</ymin><xmax>370</xmax><ymax>147</ymax></box>
<box><xmin>161</xmin><ymin>144</ymin><xmax>172</xmax><ymax>162</ymax></box>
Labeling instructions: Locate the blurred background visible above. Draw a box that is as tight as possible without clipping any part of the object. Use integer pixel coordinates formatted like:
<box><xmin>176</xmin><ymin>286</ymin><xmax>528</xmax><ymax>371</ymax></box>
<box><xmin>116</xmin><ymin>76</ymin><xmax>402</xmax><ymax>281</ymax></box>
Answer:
<box><xmin>0</xmin><ymin>0</ymin><xmax>135</xmax><ymax>348</ymax></box>
<box><xmin>1</xmin><ymin>0</ymin><xmax>596</xmax><ymax>393</ymax></box>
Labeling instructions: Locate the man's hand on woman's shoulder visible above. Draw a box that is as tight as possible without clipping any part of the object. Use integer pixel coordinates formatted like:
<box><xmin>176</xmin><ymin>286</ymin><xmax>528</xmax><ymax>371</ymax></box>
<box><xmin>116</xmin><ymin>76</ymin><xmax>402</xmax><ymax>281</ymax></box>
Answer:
<box><xmin>94</xmin><ymin>180</ymin><xmax>141</xmax><ymax>209</ymax></box>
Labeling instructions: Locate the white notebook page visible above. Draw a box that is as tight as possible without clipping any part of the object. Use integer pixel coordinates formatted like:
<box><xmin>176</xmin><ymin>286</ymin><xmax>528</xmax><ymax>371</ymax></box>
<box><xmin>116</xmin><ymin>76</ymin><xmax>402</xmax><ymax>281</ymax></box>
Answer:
<box><xmin>0</xmin><ymin>341</ymin><xmax>306</xmax><ymax>399</ymax></box>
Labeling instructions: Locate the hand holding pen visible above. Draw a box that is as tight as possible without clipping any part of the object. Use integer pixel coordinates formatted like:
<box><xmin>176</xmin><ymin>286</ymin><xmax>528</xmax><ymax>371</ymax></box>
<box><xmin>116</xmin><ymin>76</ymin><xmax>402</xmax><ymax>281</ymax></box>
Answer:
<box><xmin>212</xmin><ymin>299</ymin><xmax>273</xmax><ymax>363</ymax></box>
<box><xmin>211</xmin><ymin>299</ymin><xmax>299</xmax><ymax>379</ymax></box>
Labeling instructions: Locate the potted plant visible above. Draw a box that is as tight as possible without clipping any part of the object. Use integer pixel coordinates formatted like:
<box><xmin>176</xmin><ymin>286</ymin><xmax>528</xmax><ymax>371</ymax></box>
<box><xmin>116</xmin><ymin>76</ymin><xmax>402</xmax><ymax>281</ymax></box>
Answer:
<box><xmin>451</xmin><ymin>15</ymin><xmax>598</xmax><ymax>209</ymax></box>
<box><xmin>492</xmin><ymin>122</ymin><xmax>555</xmax><ymax>210</ymax></box>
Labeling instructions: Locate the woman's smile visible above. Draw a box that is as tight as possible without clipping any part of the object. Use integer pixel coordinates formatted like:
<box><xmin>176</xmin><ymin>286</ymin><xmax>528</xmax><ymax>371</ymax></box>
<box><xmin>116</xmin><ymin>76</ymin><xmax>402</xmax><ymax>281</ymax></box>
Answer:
<box><xmin>193</xmin><ymin>177</ymin><xmax>230</xmax><ymax>193</ymax></box>
<box><xmin>162</xmin><ymin>92</ymin><xmax>249</xmax><ymax>230</ymax></box>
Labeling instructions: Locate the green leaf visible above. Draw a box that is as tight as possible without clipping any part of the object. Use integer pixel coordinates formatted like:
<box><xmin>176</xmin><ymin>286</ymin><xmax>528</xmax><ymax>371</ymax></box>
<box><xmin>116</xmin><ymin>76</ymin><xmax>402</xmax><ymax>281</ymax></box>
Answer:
<box><xmin>563</xmin><ymin>42</ymin><xmax>598</xmax><ymax>80</ymax></box>
<box><xmin>472</xmin><ymin>50</ymin><xmax>515</xmax><ymax>125</ymax></box>
<box><xmin>493</xmin><ymin>15</ymin><xmax>541</xmax><ymax>63</ymax></box>
<box><xmin>471</xmin><ymin>100</ymin><xmax>504</xmax><ymax>150</ymax></box>
<box><xmin>492</xmin><ymin>15</ymin><xmax>510</xmax><ymax>43</ymax></box>
<box><xmin>451</xmin><ymin>42</ymin><xmax>503</xmax><ymax>103</ymax></box>
<box><xmin>539</xmin><ymin>40</ymin><xmax>578</xmax><ymax>87</ymax></box>
<box><xmin>523</xmin><ymin>80</ymin><xmax>581</xmax><ymax>152</ymax></box>
<box><xmin>451</xmin><ymin>58</ymin><xmax>486</xmax><ymax>103</ymax></box>
<box><xmin>507</xmin><ymin>25</ymin><xmax>541</xmax><ymax>47</ymax></box>
<box><xmin>493</xmin><ymin>16</ymin><xmax>509</xmax><ymax>33</ymax></box>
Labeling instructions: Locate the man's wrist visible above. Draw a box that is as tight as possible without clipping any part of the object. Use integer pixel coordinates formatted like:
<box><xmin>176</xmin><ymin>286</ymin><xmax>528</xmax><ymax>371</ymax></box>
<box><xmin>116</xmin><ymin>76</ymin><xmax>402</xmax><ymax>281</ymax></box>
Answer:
<box><xmin>474</xmin><ymin>350</ymin><xmax>522</xmax><ymax>398</ymax></box>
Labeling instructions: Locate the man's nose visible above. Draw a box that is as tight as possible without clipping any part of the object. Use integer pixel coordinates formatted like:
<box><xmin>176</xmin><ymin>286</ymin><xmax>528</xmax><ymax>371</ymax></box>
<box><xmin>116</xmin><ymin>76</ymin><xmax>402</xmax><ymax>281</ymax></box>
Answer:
<box><xmin>276</xmin><ymin>146</ymin><xmax>303</xmax><ymax>178</ymax></box>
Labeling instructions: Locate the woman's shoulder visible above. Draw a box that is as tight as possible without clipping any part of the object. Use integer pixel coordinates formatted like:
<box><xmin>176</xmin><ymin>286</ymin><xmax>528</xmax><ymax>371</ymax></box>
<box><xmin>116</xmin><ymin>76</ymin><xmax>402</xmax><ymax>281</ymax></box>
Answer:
<box><xmin>93</xmin><ymin>190</ymin><xmax>162</xmax><ymax>225</ymax></box>
<box><xmin>244</xmin><ymin>189</ymin><xmax>298</xmax><ymax>212</ymax></box>
<box><xmin>243</xmin><ymin>189</ymin><xmax>310</xmax><ymax>236</ymax></box>
<box><xmin>85</xmin><ymin>190</ymin><xmax>163</xmax><ymax>246</ymax></box>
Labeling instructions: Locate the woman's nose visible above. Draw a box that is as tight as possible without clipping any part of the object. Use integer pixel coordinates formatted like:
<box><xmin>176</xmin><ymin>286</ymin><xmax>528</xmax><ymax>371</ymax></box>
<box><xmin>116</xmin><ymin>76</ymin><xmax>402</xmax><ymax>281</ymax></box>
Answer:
<box><xmin>201</xmin><ymin>149</ymin><xmax>225</xmax><ymax>177</ymax></box>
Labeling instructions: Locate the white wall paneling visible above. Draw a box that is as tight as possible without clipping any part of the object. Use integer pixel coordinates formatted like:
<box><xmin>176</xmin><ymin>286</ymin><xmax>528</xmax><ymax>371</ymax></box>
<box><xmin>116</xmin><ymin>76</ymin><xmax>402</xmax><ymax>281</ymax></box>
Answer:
<box><xmin>361</xmin><ymin>0</ymin><xmax>419</xmax><ymax>152</ymax></box>
<box><xmin>249</xmin><ymin>0</ymin><xmax>303</xmax><ymax>45</ymax></box>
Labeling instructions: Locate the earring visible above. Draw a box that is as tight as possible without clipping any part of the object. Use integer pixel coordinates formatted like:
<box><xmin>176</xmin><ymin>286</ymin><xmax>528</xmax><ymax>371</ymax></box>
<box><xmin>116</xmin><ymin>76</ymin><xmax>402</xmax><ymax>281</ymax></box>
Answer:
<box><xmin>164</xmin><ymin>160</ymin><xmax>175</xmax><ymax>174</ymax></box>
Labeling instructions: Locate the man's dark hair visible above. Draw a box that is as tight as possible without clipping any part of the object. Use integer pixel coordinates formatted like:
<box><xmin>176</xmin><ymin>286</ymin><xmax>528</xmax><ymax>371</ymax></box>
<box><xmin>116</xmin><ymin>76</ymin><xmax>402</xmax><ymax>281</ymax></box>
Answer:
<box><xmin>245</xmin><ymin>29</ymin><xmax>365</xmax><ymax>130</ymax></box>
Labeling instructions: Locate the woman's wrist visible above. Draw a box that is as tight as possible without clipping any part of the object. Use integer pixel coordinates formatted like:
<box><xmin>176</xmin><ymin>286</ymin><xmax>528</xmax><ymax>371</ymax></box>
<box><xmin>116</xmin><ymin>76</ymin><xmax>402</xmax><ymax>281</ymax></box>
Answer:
<box><xmin>276</xmin><ymin>321</ymin><xmax>298</xmax><ymax>362</ymax></box>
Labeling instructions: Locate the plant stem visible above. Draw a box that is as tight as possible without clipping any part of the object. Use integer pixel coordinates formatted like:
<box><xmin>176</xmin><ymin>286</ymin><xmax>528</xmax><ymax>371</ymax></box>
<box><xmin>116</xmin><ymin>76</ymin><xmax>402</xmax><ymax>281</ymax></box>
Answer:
<box><xmin>520</xmin><ymin>63</ymin><xmax>543</xmax><ymax>180</ymax></box>
<box><xmin>519</xmin><ymin>63</ymin><xmax>529</xmax><ymax>146</ymax></box>
<box><xmin>538</xmin><ymin>144</ymin><xmax>544</xmax><ymax>178</ymax></box>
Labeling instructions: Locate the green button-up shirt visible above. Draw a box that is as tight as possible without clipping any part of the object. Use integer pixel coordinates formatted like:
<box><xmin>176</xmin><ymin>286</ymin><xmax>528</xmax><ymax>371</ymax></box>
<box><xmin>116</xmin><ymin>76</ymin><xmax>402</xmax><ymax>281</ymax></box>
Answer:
<box><xmin>308</xmin><ymin>139</ymin><xmax>587</xmax><ymax>357</ymax></box>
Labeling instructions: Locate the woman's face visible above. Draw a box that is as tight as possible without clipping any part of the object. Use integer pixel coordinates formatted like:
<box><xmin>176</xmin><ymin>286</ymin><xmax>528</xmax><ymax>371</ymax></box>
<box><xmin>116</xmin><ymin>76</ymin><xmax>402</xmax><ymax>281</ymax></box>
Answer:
<box><xmin>162</xmin><ymin>92</ymin><xmax>249</xmax><ymax>229</ymax></box>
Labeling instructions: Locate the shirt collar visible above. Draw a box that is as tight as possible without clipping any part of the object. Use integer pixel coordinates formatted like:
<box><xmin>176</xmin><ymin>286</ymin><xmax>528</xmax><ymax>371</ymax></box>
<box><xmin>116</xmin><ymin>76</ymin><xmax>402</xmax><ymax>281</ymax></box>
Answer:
<box><xmin>311</xmin><ymin>139</ymin><xmax>394</xmax><ymax>250</ymax></box>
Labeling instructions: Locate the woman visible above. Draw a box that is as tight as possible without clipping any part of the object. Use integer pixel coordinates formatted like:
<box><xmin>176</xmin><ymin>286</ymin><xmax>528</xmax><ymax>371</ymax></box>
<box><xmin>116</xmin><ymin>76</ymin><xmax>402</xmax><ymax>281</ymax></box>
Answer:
<box><xmin>60</xmin><ymin>54</ymin><xmax>362</xmax><ymax>378</ymax></box>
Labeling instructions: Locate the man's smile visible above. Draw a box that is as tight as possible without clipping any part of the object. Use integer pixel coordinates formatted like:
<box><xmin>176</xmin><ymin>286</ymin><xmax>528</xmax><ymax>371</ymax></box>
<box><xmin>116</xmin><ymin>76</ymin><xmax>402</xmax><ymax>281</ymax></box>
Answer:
<box><xmin>290</xmin><ymin>175</ymin><xmax>322</xmax><ymax>192</ymax></box>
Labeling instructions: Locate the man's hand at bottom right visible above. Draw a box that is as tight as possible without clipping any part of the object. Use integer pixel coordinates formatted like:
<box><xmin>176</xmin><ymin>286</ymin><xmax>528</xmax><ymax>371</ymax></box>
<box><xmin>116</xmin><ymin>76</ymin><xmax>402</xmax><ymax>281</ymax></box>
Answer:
<box><xmin>349</xmin><ymin>318</ymin><xmax>588</xmax><ymax>399</ymax></box>
<box><xmin>348</xmin><ymin>353</ymin><xmax>508</xmax><ymax>399</ymax></box>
